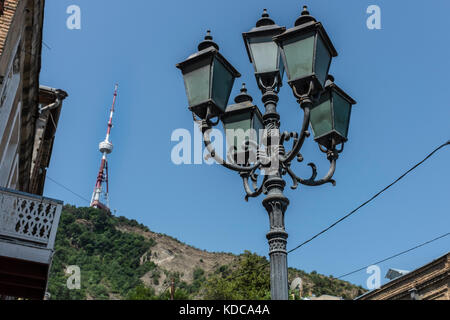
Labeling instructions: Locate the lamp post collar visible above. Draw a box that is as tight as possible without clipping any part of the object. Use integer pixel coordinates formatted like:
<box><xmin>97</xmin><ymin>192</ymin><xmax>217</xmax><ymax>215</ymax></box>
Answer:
<box><xmin>198</xmin><ymin>30</ymin><xmax>219</xmax><ymax>51</ymax></box>
<box><xmin>294</xmin><ymin>5</ymin><xmax>317</xmax><ymax>26</ymax></box>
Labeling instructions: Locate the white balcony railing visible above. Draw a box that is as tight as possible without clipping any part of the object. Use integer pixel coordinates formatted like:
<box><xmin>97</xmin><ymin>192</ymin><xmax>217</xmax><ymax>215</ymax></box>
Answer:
<box><xmin>0</xmin><ymin>187</ymin><xmax>62</xmax><ymax>250</ymax></box>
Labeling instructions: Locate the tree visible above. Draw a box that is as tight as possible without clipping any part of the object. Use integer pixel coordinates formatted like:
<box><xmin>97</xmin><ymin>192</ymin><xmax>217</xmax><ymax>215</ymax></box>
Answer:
<box><xmin>127</xmin><ymin>284</ymin><xmax>156</xmax><ymax>300</ymax></box>
<box><xmin>204</xmin><ymin>251</ymin><xmax>270</xmax><ymax>300</ymax></box>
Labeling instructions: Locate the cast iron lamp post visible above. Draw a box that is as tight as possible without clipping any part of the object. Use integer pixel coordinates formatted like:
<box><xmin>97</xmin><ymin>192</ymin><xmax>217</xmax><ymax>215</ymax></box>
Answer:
<box><xmin>176</xmin><ymin>6</ymin><xmax>356</xmax><ymax>300</ymax></box>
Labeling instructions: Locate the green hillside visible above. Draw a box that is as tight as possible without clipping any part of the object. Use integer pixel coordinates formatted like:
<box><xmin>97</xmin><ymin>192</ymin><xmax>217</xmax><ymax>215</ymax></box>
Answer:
<box><xmin>48</xmin><ymin>206</ymin><xmax>366</xmax><ymax>300</ymax></box>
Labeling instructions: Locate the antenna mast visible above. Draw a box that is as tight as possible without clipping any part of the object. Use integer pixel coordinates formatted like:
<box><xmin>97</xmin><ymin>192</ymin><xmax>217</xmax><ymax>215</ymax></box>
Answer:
<box><xmin>90</xmin><ymin>84</ymin><xmax>118</xmax><ymax>211</ymax></box>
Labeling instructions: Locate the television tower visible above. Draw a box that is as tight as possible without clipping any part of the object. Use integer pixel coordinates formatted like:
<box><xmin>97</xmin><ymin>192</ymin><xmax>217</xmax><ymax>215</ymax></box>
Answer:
<box><xmin>90</xmin><ymin>84</ymin><xmax>118</xmax><ymax>211</ymax></box>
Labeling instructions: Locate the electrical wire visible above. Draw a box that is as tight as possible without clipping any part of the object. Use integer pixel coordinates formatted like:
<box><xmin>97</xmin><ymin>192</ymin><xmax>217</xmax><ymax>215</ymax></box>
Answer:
<box><xmin>287</xmin><ymin>140</ymin><xmax>450</xmax><ymax>254</ymax></box>
<box><xmin>42</xmin><ymin>41</ymin><xmax>51</xmax><ymax>50</ymax></box>
<box><xmin>46</xmin><ymin>176</ymin><xmax>91</xmax><ymax>204</ymax></box>
<box><xmin>336</xmin><ymin>232</ymin><xmax>450</xmax><ymax>279</ymax></box>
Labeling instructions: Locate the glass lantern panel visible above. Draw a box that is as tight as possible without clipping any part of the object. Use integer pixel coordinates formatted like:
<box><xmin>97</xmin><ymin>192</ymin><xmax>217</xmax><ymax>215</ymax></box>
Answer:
<box><xmin>184</xmin><ymin>63</ymin><xmax>211</xmax><ymax>107</ymax></box>
<box><xmin>249</xmin><ymin>36</ymin><xmax>279</xmax><ymax>73</ymax></box>
<box><xmin>314</xmin><ymin>35</ymin><xmax>332</xmax><ymax>88</ymax></box>
<box><xmin>252</xmin><ymin>113</ymin><xmax>264</xmax><ymax>145</ymax></box>
<box><xmin>332</xmin><ymin>91</ymin><xmax>352</xmax><ymax>139</ymax></box>
<box><xmin>224</xmin><ymin>113</ymin><xmax>252</xmax><ymax>152</ymax></box>
<box><xmin>282</xmin><ymin>31</ymin><xmax>315</xmax><ymax>81</ymax></box>
<box><xmin>278</xmin><ymin>47</ymin><xmax>285</xmax><ymax>81</ymax></box>
<box><xmin>212</xmin><ymin>58</ymin><xmax>235</xmax><ymax>112</ymax></box>
<box><xmin>310</xmin><ymin>91</ymin><xmax>333</xmax><ymax>138</ymax></box>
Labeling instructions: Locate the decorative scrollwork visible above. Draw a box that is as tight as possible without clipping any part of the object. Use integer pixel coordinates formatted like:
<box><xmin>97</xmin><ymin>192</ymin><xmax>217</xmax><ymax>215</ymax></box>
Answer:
<box><xmin>241</xmin><ymin>168</ymin><xmax>267</xmax><ymax>202</ymax></box>
<box><xmin>194</xmin><ymin>77</ymin><xmax>343</xmax><ymax>201</ymax></box>
<box><xmin>283</xmin><ymin>154</ymin><xmax>337</xmax><ymax>189</ymax></box>
<box><xmin>280</xmin><ymin>101</ymin><xmax>311</xmax><ymax>164</ymax></box>
<box><xmin>195</xmin><ymin>116</ymin><xmax>261</xmax><ymax>173</ymax></box>
<box><xmin>0</xmin><ymin>189</ymin><xmax>62</xmax><ymax>246</ymax></box>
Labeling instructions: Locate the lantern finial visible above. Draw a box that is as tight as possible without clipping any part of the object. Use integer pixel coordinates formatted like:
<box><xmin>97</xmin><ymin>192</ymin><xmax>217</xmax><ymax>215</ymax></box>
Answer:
<box><xmin>234</xmin><ymin>83</ymin><xmax>253</xmax><ymax>103</ymax></box>
<box><xmin>256</xmin><ymin>8</ymin><xmax>275</xmax><ymax>27</ymax></box>
<box><xmin>302</xmin><ymin>5</ymin><xmax>309</xmax><ymax>15</ymax></box>
<box><xmin>294</xmin><ymin>5</ymin><xmax>317</xmax><ymax>26</ymax></box>
<box><xmin>325</xmin><ymin>74</ymin><xmax>335</xmax><ymax>86</ymax></box>
<box><xmin>198</xmin><ymin>30</ymin><xmax>220</xmax><ymax>51</ymax></box>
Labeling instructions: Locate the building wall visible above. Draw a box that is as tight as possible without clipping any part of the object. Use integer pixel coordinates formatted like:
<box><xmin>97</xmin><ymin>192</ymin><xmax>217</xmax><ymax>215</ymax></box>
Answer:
<box><xmin>0</xmin><ymin>0</ymin><xmax>20</xmax><ymax>58</ymax></box>
<box><xmin>0</xmin><ymin>0</ymin><xmax>47</xmax><ymax>194</ymax></box>
<box><xmin>0</xmin><ymin>0</ymin><xmax>22</xmax><ymax>189</ymax></box>
<box><xmin>18</xmin><ymin>0</ymin><xmax>46</xmax><ymax>193</ymax></box>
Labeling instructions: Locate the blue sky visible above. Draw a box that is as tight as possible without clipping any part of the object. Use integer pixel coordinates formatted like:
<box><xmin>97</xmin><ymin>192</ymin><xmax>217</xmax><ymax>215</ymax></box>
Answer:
<box><xmin>41</xmin><ymin>0</ymin><xmax>449</xmax><ymax>289</ymax></box>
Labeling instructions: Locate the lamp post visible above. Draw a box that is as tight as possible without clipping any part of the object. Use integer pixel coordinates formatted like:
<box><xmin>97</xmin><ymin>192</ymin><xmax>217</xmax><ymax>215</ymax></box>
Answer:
<box><xmin>176</xmin><ymin>6</ymin><xmax>356</xmax><ymax>300</ymax></box>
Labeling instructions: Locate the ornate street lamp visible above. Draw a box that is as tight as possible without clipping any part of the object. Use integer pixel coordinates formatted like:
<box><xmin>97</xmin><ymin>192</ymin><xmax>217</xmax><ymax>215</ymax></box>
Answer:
<box><xmin>176</xmin><ymin>31</ymin><xmax>241</xmax><ymax>122</ymax></box>
<box><xmin>310</xmin><ymin>75</ymin><xmax>357</xmax><ymax>149</ymax></box>
<box><xmin>273</xmin><ymin>6</ymin><xmax>337</xmax><ymax>96</ymax></box>
<box><xmin>176</xmin><ymin>6</ymin><xmax>356</xmax><ymax>300</ymax></box>
<box><xmin>242</xmin><ymin>9</ymin><xmax>286</xmax><ymax>90</ymax></box>
<box><xmin>222</xmin><ymin>83</ymin><xmax>264</xmax><ymax>165</ymax></box>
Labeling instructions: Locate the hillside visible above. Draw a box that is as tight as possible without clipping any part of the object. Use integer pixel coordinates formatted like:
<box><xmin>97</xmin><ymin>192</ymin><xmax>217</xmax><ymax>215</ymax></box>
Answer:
<box><xmin>48</xmin><ymin>206</ymin><xmax>366</xmax><ymax>300</ymax></box>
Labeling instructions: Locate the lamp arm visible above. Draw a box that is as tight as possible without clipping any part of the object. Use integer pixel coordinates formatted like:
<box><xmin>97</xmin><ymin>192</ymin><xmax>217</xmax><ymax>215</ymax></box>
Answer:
<box><xmin>284</xmin><ymin>156</ymin><xmax>337</xmax><ymax>189</ymax></box>
<box><xmin>281</xmin><ymin>105</ymin><xmax>311</xmax><ymax>164</ymax></box>
<box><xmin>282</xmin><ymin>80</ymin><xmax>319</xmax><ymax>164</ymax></box>
<box><xmin>241</xmin><ymin>171</ymin><xmax>268</xmax><ymax>201</ymax></box>
<box><xmin>198</xmin><ymin>119</ymin><xmax>261</xmax><ymax>173</ymax></box>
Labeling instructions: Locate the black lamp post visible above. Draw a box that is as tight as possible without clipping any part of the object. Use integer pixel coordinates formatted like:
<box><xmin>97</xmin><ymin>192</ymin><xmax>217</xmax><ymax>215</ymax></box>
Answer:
<box><xmin>176</xmin><ymin>6</ymin><xmax>356</xmax><ymax>300</ymax></box>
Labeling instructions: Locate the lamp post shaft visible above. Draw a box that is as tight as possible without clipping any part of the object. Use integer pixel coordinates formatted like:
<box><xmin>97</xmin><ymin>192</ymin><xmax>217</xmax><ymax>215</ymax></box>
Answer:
<box><xmin>263</xmin><ymin>177</ymin><xmax>289</xmax><ymax>300</ymax></box>
<box><xmin>261</xmin><ymin>89</ymin><xmax>290</xmax><ymax>300</ymax></box>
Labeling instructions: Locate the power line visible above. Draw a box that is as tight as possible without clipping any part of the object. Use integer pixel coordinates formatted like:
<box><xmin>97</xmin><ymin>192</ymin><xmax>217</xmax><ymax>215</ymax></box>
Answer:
<box><xmin>229</xmin><ymin>140</ymin><xmax>450</xmax><ymax>281</ymax></box>
<box><xmin>336</xmin><ymin>232</ymin><xmax>450</xmax><ymax>279</ymax></box>
<box><xmin>42</xmin><ymin>41</ymin><xmax>52</xmax><ymax>50</ymax></box>
<box><xmin>287</xmin><ymin>140</ymin><xmax>450</xmax><ymax>255</ymax></box>
<box><xmin>46</xmin><ymin>176</ymin><xmax>91</xmax><ymax>204</ymax></box>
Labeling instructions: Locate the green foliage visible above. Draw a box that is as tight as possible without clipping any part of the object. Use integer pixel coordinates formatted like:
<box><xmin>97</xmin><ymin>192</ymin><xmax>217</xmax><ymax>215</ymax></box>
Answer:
<box><xmin>288</xmin><ymin>267</ymin><xmax>366</xmax><ymax>299</ymax></box>
<box><xmin>203</xmin><ymin>251</ymin><xmax>270</xmax><ymax>300</ymax></box>
<box><xmin>48</xmin><ymin>206</ymin><xmax>155</xmax><ymax>300</ymax></box>
<box><xmin>48</xmin><ymin>205</ymin><xmax>365</xmax><ymax>300</ymax></box>
<box><xmin>158</xmin><ymin>288</ymin><xmax>190</xmax><ymax>300</ymax></box>
<box><xmin>127</xmin><ymin>285</ymin><xmax>157</xmax><ymax>300</ymax></box>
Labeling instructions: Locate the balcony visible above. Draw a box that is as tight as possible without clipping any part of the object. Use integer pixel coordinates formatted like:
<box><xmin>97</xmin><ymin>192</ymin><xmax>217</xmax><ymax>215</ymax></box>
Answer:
<box><xmin>0</xmin><ymin>186</ymin><xmax>63</xmax><ymax>299</ymax></box>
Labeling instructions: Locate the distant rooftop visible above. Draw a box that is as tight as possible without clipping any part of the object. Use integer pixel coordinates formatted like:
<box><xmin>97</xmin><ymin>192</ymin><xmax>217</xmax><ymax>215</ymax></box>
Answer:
<box><xmin>385</xmin><ymin>268</ymin><xmax>410</xmax><ymax>280</ymax></box>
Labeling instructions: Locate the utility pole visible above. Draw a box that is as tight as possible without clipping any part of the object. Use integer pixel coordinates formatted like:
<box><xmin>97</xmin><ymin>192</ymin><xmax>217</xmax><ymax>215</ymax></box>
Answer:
<box><xmin>170</xmin><ymin>278</ymin><xmax>175</xmax><ymax>300</ymax></box>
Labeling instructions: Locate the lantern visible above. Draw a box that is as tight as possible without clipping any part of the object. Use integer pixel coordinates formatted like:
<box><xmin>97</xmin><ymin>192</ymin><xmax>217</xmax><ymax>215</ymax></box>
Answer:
<box><xmin>309</xmin><ymin>75</ymin><xmax>356</xmax><ymax>149</ymax></box>
<box><xmin>273</xmin><ymin>6</ymin><xmax>337</xmax><ymax>95</ymax></box>
<box><xmin>176</xmin><ymin>31</ymin><xmax>241</xmax><ymax>119</ymax></box>
<box><xmin>242</xmin><ymin>9</ymin><xmax>286</xmax><ymax>89</ymax></box>
<box><xmin>222</xmin><ymin>84</ymin><xmax>263</xmax><ymax>164</ymax></box>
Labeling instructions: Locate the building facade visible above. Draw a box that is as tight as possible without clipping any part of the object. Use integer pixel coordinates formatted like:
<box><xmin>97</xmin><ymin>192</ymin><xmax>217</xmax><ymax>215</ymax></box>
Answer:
<box><xmin>0</xmin><ymin>0</ymin><xmax>67</xmax><ymax>299</ymax></box>
<box><xmin>357</xmin><ymin>252</ymin><xmax>449</xmax><ymax>300</ymax></box>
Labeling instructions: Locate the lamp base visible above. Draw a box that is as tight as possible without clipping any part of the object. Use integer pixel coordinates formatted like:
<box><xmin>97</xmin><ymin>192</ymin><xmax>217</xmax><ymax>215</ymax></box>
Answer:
<box><xmin>189</xmin><ymin>100</ymin><xmax>225</xmax><ymax>120</ymax></box>
<box><xmin>314</xmin><ymin>130</ymin><xmax>347</xmax><ymax>150</ymax></box>
<box><xmin>288</xmin><ymin>74</ymin><xmax>325</xmax><ymax>98</ymax></box>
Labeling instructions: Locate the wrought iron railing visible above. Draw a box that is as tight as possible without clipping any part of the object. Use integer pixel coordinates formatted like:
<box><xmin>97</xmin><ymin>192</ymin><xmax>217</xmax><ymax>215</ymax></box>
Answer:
<box><xmin>0</xmin><ymin>187</ymin><xmax>63</xmax><ymax>249</ymax></box>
